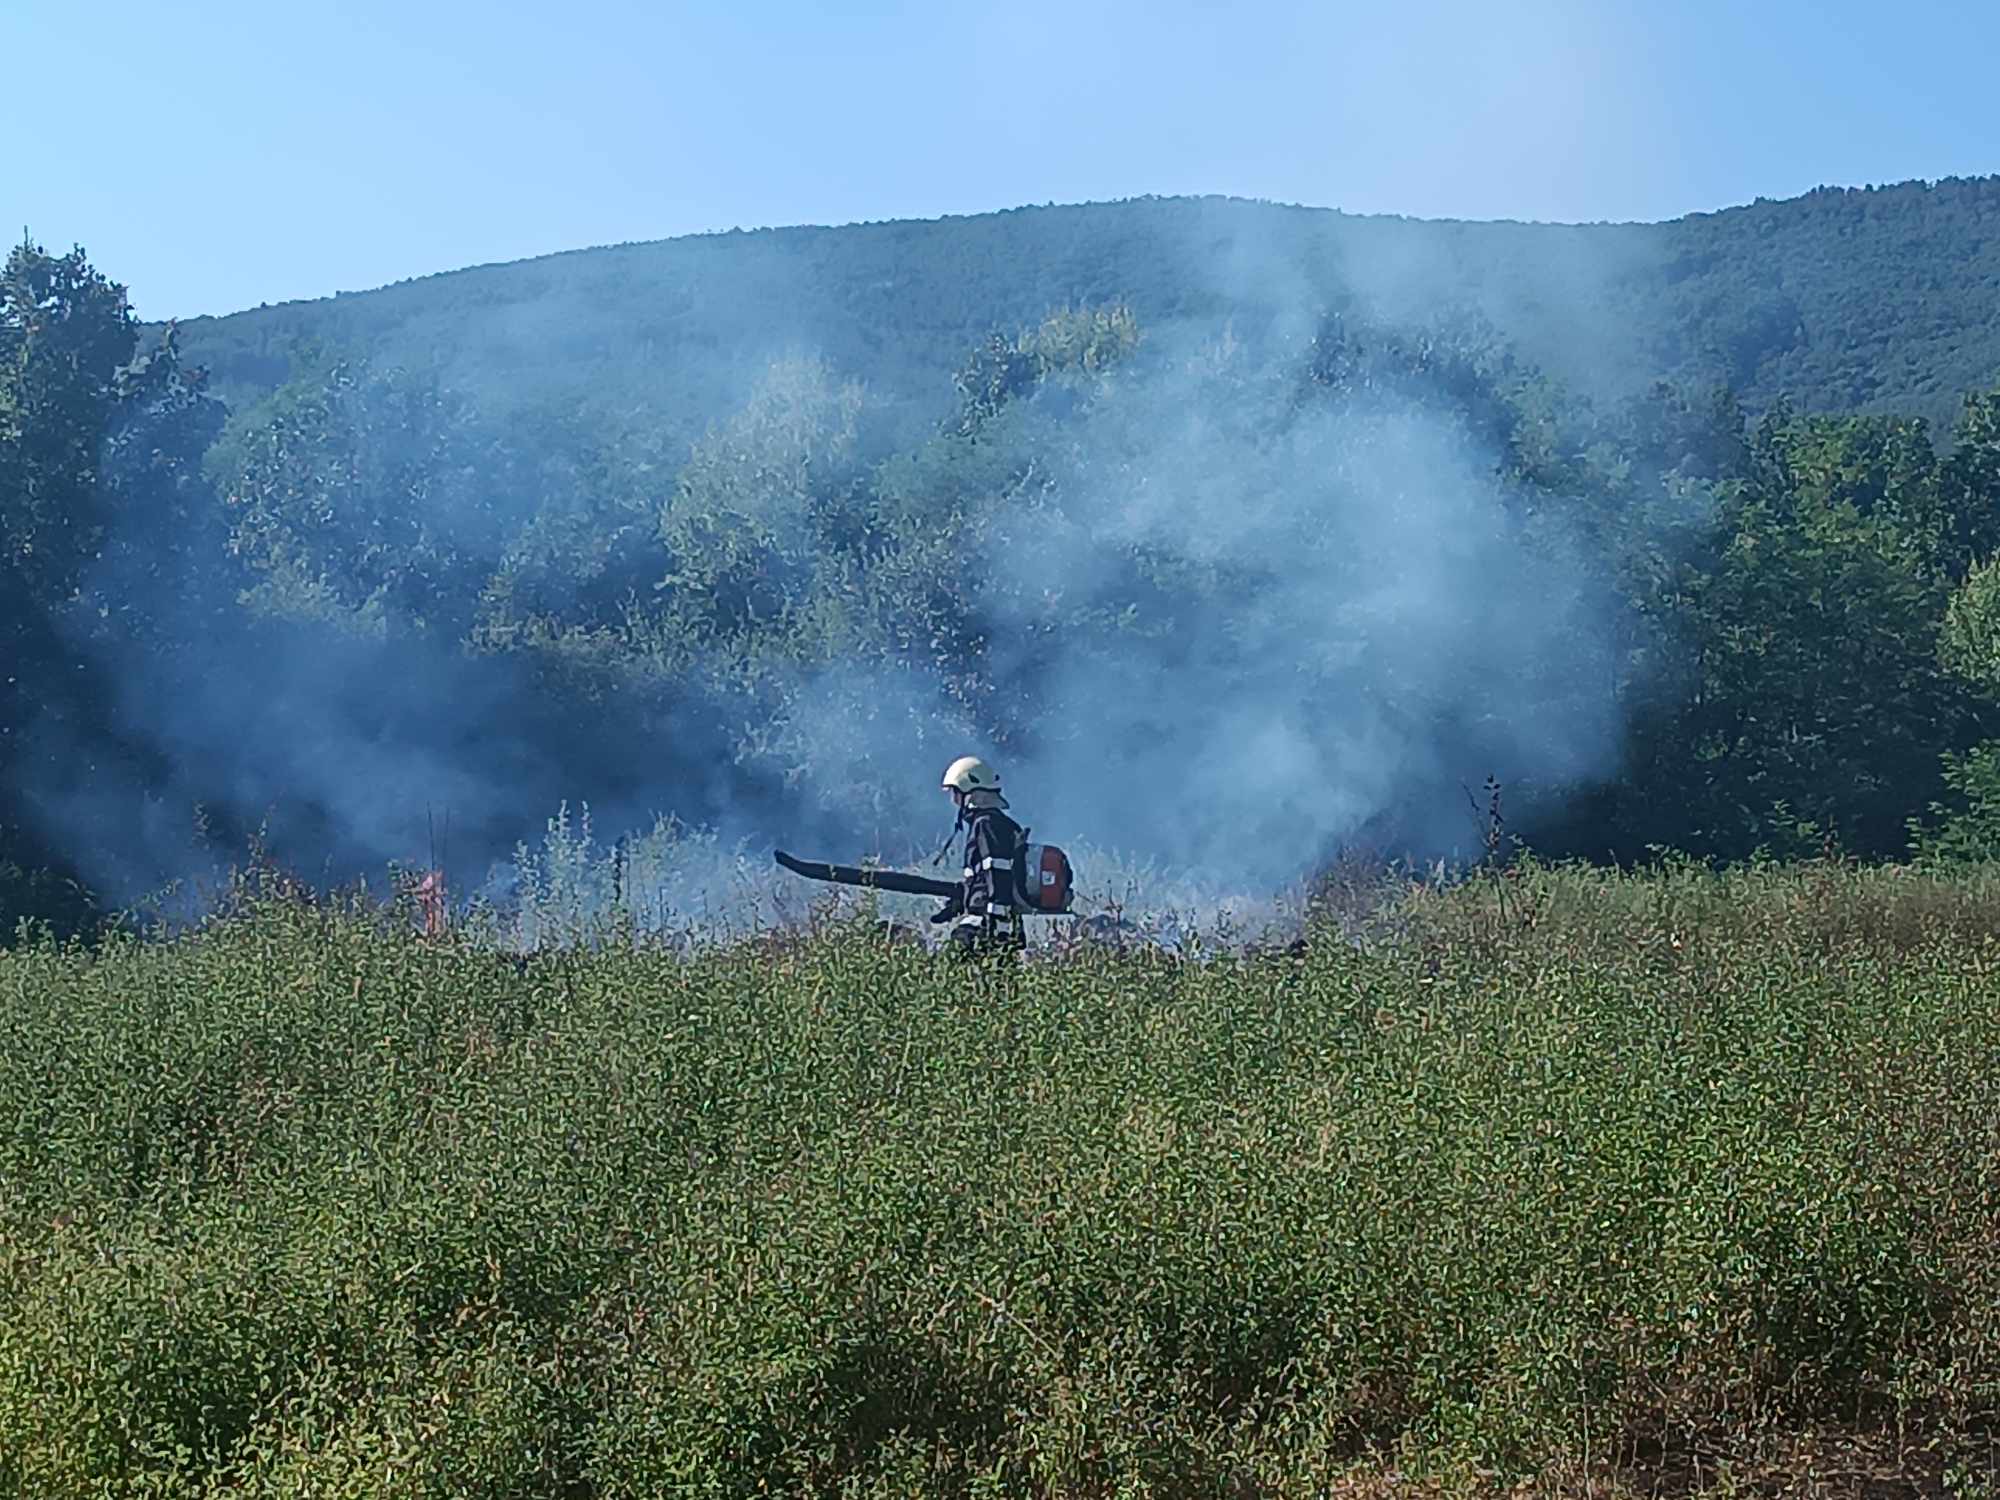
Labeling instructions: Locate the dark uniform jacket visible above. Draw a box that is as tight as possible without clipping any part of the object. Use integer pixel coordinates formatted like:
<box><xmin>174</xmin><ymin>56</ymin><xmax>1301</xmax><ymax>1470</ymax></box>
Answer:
<box><xmin>936</xmin><ymin>807</ymin><xmax>1026</xmax><ymax>952</ymax></box>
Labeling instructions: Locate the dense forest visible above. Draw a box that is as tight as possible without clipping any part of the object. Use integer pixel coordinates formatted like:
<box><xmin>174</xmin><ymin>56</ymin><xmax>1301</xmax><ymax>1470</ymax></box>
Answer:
<box><xmin>175</xmin><ymin>179</ymin><xmax>2000</xmax><ymax>447</ymax></box>
<box><xmin>9</xmin><ymin>176</ymin><xmax>2000</xmax><ymax>936</ymax></box>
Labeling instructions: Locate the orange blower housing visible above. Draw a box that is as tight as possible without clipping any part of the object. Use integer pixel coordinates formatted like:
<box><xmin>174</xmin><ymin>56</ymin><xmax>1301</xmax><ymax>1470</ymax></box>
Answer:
<box><xmin>1016</xmin><ymin>842</ymin><xmax>1074</xmax><ymax>913</ymax></box>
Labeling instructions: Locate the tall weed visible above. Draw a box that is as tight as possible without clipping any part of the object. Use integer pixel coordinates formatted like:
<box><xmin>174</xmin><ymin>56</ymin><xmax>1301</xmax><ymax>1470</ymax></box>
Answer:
<box><xmin>2</xmin><ymin>862</ymin><xmax>1998</xmax><ymax>1494</ymax></box>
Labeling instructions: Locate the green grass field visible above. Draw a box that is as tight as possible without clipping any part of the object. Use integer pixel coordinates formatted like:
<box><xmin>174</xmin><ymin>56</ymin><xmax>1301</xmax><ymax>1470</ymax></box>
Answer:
<box><xmin>4</xmin><ymin>861</ymin><xmax>2000</xmax><ymax>1497</ymax></box>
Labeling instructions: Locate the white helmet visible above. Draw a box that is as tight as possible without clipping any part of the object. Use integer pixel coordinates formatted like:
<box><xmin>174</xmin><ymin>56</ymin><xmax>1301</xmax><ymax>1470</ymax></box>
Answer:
<box><xmin>942</xmin><ymin>756</ymin><xmax>1006</xmax><ymax>804</ymax></box>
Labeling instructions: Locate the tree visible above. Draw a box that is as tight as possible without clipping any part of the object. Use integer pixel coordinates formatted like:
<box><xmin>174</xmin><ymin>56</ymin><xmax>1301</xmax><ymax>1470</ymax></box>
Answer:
<box><xmin>207</xmin><ymin>361</ymin><xmax>516</xmax><ymax>640</ymax></box>
<box><xmin>652</xmin><ymin>356</ymin><xmax>867</xmax><ymax>657</ymax></box>
<box><xmin>1630</xmin><ymin>416</ymin><xmax>1978</xmax><ymax>858</ymax></box>
<box><xmin>1938</xmin><ymin>388</ymin><xmax>2000</xmax><ymax>578</ymax></box>
<box><xmin>1940</xmin><ymin>555</ymin><xmax>2000</xmax><ymax>694</ymax></box>
<box><xmin>0</xmin><ymin>238</ymin><xmax>222</xmax><ymax>935</ymax></box>
<box><xmin>1</xmin><ymin>240</ymin><xmax>137</xmax><ymax>624</ymax></box>
<box><xmin>947</xmin><ymin>305</ymin><xmax>1139</xmax><ymax>439</ymax></box>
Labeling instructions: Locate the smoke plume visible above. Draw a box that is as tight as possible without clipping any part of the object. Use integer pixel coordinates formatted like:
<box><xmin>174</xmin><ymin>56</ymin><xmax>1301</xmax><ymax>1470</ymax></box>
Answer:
<box><xmin>27</xmin><ymin>202</ymin><xmax>1644</xmax><ymax>933</ymax></box>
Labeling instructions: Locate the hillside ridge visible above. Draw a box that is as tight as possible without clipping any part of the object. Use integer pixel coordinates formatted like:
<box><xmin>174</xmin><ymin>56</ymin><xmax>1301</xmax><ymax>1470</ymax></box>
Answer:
<box><xmin>173</xmin><ymin>175</ymin><xmax>1997</xmax><ymax>317</ymax></box>
<box><xmin>172</xmin><ymin>174</ymin><xmax>2000</xmax><ymax>444</ymax></box>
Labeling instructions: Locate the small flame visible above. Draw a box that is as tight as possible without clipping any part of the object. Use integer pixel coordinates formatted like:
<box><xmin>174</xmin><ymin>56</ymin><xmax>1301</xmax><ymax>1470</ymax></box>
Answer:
<box><xmin>413</xmin><ymin>869</ymin><xmax>448</xmax><ymax>939</ymax></box>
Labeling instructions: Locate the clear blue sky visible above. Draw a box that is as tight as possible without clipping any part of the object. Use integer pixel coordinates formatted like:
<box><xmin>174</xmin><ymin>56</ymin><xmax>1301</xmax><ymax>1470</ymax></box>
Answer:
<box><xmin>7</xmin><ymin>0</ymin><xmax>1996</xmax><ymax>321</ymax></box>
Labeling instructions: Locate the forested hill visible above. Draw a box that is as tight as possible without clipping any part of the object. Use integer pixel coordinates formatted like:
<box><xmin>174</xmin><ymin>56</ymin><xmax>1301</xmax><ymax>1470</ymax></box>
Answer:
<box><xmin>173</xmin><ymin>176</ymin><xmax>2000</xmax><ymax>443</ymax></box>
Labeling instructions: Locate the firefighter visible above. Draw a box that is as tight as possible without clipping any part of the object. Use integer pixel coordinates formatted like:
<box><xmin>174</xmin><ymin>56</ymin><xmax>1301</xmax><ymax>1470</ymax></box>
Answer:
<box><xmin>930</xmin><ymin>755</ymin><xmax>1027</xmax><ymax>957</ymax></box>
